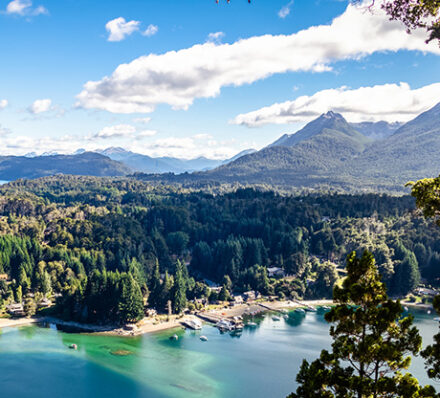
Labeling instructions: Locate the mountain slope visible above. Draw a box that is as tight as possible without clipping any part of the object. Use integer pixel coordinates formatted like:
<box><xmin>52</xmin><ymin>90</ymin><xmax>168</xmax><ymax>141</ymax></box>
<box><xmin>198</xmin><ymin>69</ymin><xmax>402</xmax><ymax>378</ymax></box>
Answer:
<box><xmin>96</xmin><ymin>147</ymin><xmax>259</xmax><ymax>173</ymax></box>
<box><xmin>350</xmin><ymin>102</ymin><xmax>440</xmax><ymax>182</ymax></box>
<box><xmin>269</xmin><ymin>111</ymin><xmax>369</xmax><ymax>148</ymax></box>
<box><xmin>350</xmin><ymin>121</ymin><xmax>403</xmax><ymax>140</ymax></box>
<box><xmin>204</xmin><ymin>112</ymin><xmax>371</xmax><ymax>182</ymax></box>
<box><xmin>96</xmin><ymin>147</ymin><xmax>223</xmax><ymax>173</ymax></box>
<box><xmin>0</xmin><ymin>152</ymin><xmax>131</xmax><ymax>180</ymax></box>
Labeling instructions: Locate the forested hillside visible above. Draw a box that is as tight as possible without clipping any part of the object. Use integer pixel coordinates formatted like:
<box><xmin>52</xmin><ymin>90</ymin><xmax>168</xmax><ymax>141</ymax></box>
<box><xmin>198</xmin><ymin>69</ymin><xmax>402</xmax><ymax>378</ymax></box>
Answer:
<box><xmin>0</xmin><ymin>152</ymin><xmax>131</xmax><ymax>180</ymax></box>
<box><xmin>0</xmin><ymin>176</ymin><xmax>438</xmax><ymax>324</ymax></box>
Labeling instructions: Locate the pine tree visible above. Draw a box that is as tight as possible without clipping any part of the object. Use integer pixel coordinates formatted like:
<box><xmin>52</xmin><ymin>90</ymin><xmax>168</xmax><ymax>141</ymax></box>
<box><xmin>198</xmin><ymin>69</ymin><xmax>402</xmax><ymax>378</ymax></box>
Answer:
<box><xmin>172</xmin><ymin>260</ymin><xmax>187</xmax><ymax>313</ymax></box>
<box><xmin>118</xmin><ymin>274</ymin><xmax>144</xmax><ymax>324</ymax></box>
<box><xmin>148</xmin><ymin>260</ymin><xmax>162</xmax><ymax>310</ymax></box>
<box><xmin>289</xmin><ymin>251</ymin><xmax>434</xmax><ymax>398</ymax></box>
<box><xmin>422</xmin><ymin>295</ymin><xmax>440</xmax><ymax>381</ymax></box>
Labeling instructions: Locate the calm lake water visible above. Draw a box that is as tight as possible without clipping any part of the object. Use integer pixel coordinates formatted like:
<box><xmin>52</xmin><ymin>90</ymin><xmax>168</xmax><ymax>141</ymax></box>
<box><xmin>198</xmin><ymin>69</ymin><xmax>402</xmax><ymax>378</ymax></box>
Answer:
<box><xmin>0</xmin><ymin>309</ymin><xmax>438</xmax><ymax>398</ymax></box>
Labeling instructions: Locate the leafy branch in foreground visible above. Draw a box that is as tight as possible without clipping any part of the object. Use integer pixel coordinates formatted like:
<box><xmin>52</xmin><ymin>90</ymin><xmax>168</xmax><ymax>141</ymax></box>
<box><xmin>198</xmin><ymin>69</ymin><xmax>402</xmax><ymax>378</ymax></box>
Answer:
<box><xmin>289</xmin><ymin>251</ymin><xmax>435</xmax><ymax>398</ymax></box>
<box><xmin>411</xmin><ymin>175</ymin><xmax>440</xmax><ymax>385</ymax></box>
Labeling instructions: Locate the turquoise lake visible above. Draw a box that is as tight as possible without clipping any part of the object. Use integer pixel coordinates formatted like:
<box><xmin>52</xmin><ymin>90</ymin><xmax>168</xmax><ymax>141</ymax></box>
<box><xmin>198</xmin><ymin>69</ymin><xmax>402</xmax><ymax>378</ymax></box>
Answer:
<box><xmin>0</xmin><ymin>309</ymin><xmax>438</xmax><ymax>398</ymax></box>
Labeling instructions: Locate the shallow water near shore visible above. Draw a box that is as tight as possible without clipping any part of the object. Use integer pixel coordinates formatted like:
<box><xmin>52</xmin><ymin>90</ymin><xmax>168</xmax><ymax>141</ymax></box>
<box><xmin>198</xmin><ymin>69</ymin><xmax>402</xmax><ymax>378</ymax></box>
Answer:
<box><xmin>0</xmin><ymin>309</ymin><xmax>438</xmax><ymax>398</ymax></box>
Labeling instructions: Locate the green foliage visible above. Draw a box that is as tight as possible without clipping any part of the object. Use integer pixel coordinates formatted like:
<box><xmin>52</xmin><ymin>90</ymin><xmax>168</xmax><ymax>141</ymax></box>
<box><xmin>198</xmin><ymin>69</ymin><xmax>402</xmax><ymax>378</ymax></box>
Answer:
<box><xmin>289</xmin><ymin>251</ymin><xmax>433</xmax><ymax>398</ymax></box>
<box><xmin>172</xmin><ymin>260</ymin><xmax>187</xmax><ymax>313</ymax></box>
<box><xmin>0</xmin><ymin>176</ymin><xmax>437</xmax><ymax>324</ymax></box>
<box><xmin>381</xmin><ymin>0</ymin><xmax>440</xmax><ymax>44</ymax></box>
<box><xmin>422</xmin><ymin>295</ymin><xmax>440</xmax><ymax>381</ymax></box>
<box><xmin>118</xmin><ymin>274</ymin><xmax>144</xmax><ymax>323</ymax></box>
<box><xmin>23</xmin><ymin>297</ymin><xmax>36</xmax><ymax>317</ymax></box>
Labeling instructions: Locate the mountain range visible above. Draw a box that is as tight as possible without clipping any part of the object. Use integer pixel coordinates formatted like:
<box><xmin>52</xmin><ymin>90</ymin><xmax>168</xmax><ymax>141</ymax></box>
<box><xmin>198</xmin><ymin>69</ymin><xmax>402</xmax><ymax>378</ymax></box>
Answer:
<box><xmin>136</xmin><ymin>102</ymin><xmax>440</xmax><ymax>192</ymax></box>
<box><xmin>0</xmin><ymin>152</ymin><xmax>130</xmax><ymax>180</ymax></box>
<box><xmin>2</xmin><ymin>102</ymin><xmax>440</xmax><ymax>192</ymax></box>
<box><xmin>0</xmin><ymin>147</ymin><xmax>256</xmax><ymax>181</ymax></box>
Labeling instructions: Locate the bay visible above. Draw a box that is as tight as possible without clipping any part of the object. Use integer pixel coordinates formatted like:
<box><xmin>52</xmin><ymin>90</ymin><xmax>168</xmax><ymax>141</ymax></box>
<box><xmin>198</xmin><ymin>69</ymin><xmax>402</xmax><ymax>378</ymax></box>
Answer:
<box><xmin>0</xmin><ymin>309</ymin><xmax>438</xmax><ymax>398</ymax></box>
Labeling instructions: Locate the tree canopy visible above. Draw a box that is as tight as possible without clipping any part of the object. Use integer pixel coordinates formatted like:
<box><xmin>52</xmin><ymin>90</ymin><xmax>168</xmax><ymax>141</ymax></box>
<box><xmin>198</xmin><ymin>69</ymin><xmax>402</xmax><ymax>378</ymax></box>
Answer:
<box><xmin>289</xmin><ymin>251</ymin><xmax>434</xmax><ymax>398</ymax></box>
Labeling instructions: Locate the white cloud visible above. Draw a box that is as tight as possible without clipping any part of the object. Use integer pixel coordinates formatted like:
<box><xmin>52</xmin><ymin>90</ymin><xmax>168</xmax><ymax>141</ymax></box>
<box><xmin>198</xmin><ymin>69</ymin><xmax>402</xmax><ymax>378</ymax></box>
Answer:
<box><xmin>76</xmin><ymin>1</ymin><xmax>440</xmax><ymax>114</ymax></box>
<box><xmin>29</xmin><ymin>98</ymin><xmax>52</xmax><ymax>114</ymax></box>
<box><xmin>94</xmin><ymin>124</ymin><xmax>136</xmax><ymax>138</ymax></box>
<box><xmin>6</xmin><ymin>0</ymin><xmax>47</xmax><ymax>16</ymax></box>
<box><xmin>0</xmin><ymin>100</ymin><xmax>8</xmax><ymax>110</ymax></box>
<box><xmin>133</xmin><ymin>117</ymin><xmax>152</xmax><ymax>124</ymax></box>
<box><xmin>278</xmin><ymin>1</ymin><xmax>294</xmax><ymax>19</ymax></box>
<box><xmin>106</xmin><ymin>17</ymin><xmax>140</xmax><ymax>42</ymax></box>
<box><xmin>136</xmin><ymin>130</ymin><xmax>157</xmax><ymax>138</ymax></box>
<box><xmin>142</xmin><ymin>24</ymin><xmax>158</xmax><ymax>37</ymax></box>
<box><xmin>232</xmin><ymin>82</ymin><xmax>440</xmax><ymax>126</ymax></box>
<box><xmin>143</xmin><ymin>136</ymin><xmax>239</xmax><ymax>159</ymax></box>
<box><xmin>93</xmin><ymin>124</ymin><xmax>157</xmax><ymax>140</ymax></box>
<box><xmin>207</xmin><ymin>31</ymin><xmax>225</xmax><ymax>43</ymax></box>
<box><xmin>0</xmin><ymin>130</ymin><xmax>243</xmax><ymax>160</ymax></box>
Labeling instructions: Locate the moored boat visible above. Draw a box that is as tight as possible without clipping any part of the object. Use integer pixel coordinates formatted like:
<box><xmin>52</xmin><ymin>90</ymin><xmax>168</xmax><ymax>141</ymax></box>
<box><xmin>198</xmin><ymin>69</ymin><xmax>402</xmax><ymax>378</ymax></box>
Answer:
<box><xmin>182</xmin><ymin>318</ymin><xmax>203</xmax><ymax>330</ymax></box>
<box><xmin>216</xmin><ymin>319</ymin><xmax>234</xmax><ymax>331</ymax></box>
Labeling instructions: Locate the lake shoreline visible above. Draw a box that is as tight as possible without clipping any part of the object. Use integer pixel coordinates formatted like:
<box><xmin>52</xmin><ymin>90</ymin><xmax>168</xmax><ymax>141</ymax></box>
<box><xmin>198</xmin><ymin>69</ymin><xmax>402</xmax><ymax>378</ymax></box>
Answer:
<box><xmin>0</xmin><ymin>299</ymin><xmax>433</xmax><ymax>336</ymax></box>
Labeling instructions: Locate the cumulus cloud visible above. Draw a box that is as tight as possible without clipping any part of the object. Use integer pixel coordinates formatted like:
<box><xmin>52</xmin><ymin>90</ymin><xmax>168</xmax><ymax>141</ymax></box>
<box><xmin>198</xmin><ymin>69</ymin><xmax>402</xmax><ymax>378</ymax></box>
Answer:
<box><xmin>143</xmin><ymin>136</ymin><xmax>240</xmax><ymax>159</ymax></box>
<box><xmin>106</xmin><ymin>17</ymin><xmax>140</xmax><ymax>42</ymax></box>
<box><xmin>92</xmin><ymin>124</ymin><xmax>157</xmax><ymax>140</ymax></box>
<box><xmin>207</xmin><ymin>31</ymin><xmax>225</xmax><ymax>43</ymax></box>
<box><xmin>28</xmin><ymin>99</ymin><xmax>52</xmax><ymax>114</ymax></box>
<box><xmin>94</xmin><ymin>124</ymin><xmax>137</xmax><ymax>138</ymax></box>
<box><xmin>76</xmin><ymin>1</ymin><xmax>440</xmax><ymax>115</ymax></box>
<box><xmin>6</xmin><ymin>0</ymin><xmax>47</xmax><ymax>16</ymax></box>
<box><xmin>232</xmin><ymin>82</ymin><xmax>440</xmax><ymax>126</ymax></box>
<box><xmin>0</xmin><ymin>100</ymin><xmax>8</xmax><ymax>110</ymax></box>
<box><xmin>142</xmin><ymin>24</ymin><xmax>158</xmax><ymax>37</ymax></box>
<box><xmin>278</xmin><ymin>1</ymin><xmax>294</xmax><ymax>19</ymax></box>
<box><xmin>76</xmin><ymin>0</ymin><xmax>440</xmax><ymax>113</ymax></box>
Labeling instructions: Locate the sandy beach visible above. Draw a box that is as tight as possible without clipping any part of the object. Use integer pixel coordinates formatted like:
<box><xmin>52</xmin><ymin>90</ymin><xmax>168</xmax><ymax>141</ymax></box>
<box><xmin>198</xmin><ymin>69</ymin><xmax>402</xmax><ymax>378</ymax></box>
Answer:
<box><xmin>0</xmin><ymin>300</ymin><xmax>335</xmax><ymax>336</ymax></box>
<box><xmin>0</xmin><ymin>317</ymin><xmax>41</xmax><ymax>329</ymax></box>
<box><xmin>3</xmin><ymin>298</ymin><xmax>429</xmax><ymax>337</ymax></box>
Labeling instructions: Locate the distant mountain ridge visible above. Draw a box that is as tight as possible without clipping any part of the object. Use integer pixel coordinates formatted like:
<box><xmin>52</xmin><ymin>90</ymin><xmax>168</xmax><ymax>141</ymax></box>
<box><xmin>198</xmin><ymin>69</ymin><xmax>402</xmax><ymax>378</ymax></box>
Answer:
<box><xmin>0</xmin><ymin>152</ymin><xmax>130</xmax><ymax>180</ymax></box>
<box><xmin>95</xmin><ymin>147</ymin><xmax>255</xmax><ymax>174</ymax></box>
<box><xmin>136</xmin><ymin>102</ymin><xmax>440</xmax><ymax>192</ymax></box>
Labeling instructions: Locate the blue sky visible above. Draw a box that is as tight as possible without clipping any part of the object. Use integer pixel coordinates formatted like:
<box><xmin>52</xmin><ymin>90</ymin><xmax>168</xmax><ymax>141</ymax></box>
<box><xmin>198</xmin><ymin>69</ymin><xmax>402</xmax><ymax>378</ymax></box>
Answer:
<box><xmin>0</xmin><ymin>0</ymin><xmax>439</xmax><ymax>159</ymax></box>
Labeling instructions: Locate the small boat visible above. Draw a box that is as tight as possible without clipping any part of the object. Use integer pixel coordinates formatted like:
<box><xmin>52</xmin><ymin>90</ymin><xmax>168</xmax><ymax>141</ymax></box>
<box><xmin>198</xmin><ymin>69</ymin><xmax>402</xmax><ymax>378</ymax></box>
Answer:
<box><xmin>305</xmin><ymin>307</ymin><xmax>317</xmax><ymax>313</ymax></box>
<box><xmin>280</xmin><ymin>309</ymin><xmax>288</xmax><ymax>314</ymax></box>
<box><xmin>295</xmin><ymin>308</ymin><xmax>306</xmax><ymax>314</ymax></box>
<box><xmin>200</xmin><ymin>335</ymin><xmax>208</xmax><ymax>341</ymax></box>
<box><xmin>404</xmin><ymin>306</ymin><xmax>409</xmax><ymax>312</ymax></box>
<box><xmin>246</xmin><ymin>321</ymin><xmax>257</xmax><ymax>327</ymax></box>
<box><xmin>169</xmin><ymin>334</ymin><xmax>179</xmax><ymax>341</ymax></box>
<box><xmin>427</xmin><ymin>310</ymin><xmax>432</xmax><ymax>315</ymax></box>
<box><xmin>434</xmin><ymin>317</ymin><xmax>440</xmax><ymax>322</ymax></box>
<box><xmin>69</xmin><ymin>344</ymin><xmax>78</xmax><ymax>350</ymax></box>
<box><xmin>322</xmin><ymin>306</ymin><xmax>331</xmax><ymax>310</ymax></box>
<box><xmin>182</xmin><ymin>318</ymin><xmax>203</xmax><ymax>330</ymax></box>
<box><xmin>216</xmin><ymin>319</ymin><xmax>234</xmax><ymax>331</ymax></box>
<box><xmin>234</xmin><ymin>322</ymin><xmax>244</xmax><ymax>330</ymax></box>
<box><xmin>272</xmin><ymin>316</ymin><xmax>281</xmax><ymax>321</ymax></box>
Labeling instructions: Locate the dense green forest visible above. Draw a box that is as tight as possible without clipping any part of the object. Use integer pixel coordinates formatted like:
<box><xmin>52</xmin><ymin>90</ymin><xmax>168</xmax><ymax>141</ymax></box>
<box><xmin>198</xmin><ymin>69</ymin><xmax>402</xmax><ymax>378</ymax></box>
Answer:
<box><xmin>0</xmin><ymin>176</ymin><xmax>438</xmax><ymax>325</ymax></box>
